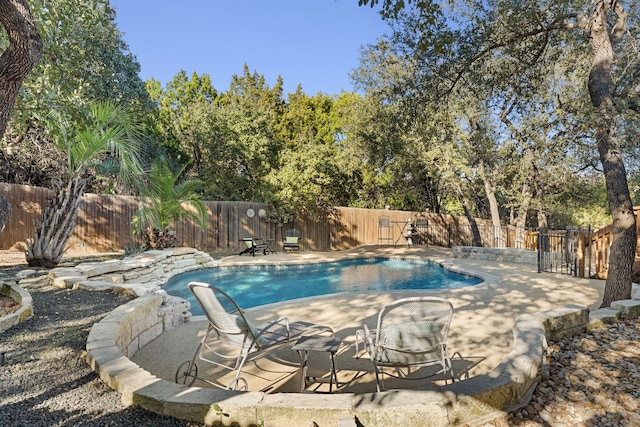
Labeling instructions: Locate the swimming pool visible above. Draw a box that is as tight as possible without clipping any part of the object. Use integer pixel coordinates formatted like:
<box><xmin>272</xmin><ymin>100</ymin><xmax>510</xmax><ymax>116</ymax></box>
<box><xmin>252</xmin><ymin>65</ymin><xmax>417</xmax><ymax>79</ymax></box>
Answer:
<box><xmin>164</xmin><ymin>258</ymin><xmax>482</xmax><ymax>316</ymax></box>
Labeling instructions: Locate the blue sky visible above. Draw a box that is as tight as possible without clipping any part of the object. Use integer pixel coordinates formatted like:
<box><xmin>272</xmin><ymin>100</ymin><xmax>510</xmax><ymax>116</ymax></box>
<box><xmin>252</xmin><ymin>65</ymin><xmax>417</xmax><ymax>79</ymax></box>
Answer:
<box><xmin>110</xmin><ymin>1</ymin><xmax>390</xmax><ymax>96</ymax></box>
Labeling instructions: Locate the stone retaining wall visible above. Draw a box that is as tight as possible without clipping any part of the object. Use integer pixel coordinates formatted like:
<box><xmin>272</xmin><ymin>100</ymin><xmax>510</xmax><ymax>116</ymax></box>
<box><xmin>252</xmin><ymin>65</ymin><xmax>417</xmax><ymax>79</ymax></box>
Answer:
<box><xmin>85</xmin><ymin>281</ymin><xmax>640</xmax><ymax>426</ymax></box>
<box><xmin>453</xmin><ymin>246</ymin><xmax>538</xmax><ymax>265</ymax></box>
<box><xmin>48</xmin><ymin>247</ymin><xmax>218</xmax><ymax>296</ymax></box>
<box><xmin>53</xmin><ymin>248</ymin><xmax>217</xmax><ymax>361</ymax></box>
<box><xmin>0</xmin><ymin>281</ymin><xmax>33</xmax><ymax>333</ymax></box>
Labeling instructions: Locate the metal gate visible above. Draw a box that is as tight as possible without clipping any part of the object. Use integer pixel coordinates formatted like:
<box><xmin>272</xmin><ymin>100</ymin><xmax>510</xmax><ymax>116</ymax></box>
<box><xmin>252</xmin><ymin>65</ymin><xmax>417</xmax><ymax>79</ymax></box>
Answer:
<box><xmin>537</xmin><ymin>227</ymin><xmax>591</xmax><ymax>276</ymax></box>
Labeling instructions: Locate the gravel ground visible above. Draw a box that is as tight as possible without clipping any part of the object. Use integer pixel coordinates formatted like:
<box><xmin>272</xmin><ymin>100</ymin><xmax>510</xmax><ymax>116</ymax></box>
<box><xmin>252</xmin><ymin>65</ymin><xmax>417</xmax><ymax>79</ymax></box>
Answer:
<box><xmin>1</xmin><ymin>258</ymin><xmax>640</xmax><ymax>427</ymax></box>
<box><xmin>509</xmin><ymin>318</ymin><xmax>640</xmax><ymax>427</ymax></box>
<box><xmin>0</xmin><ymin>267</ymin><xmax>205</xmax><ymax>427</ymax></box>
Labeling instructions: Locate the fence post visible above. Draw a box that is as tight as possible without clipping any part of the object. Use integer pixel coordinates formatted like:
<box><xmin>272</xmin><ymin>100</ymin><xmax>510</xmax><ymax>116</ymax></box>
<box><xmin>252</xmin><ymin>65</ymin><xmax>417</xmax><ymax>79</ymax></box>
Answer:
<box><xmin>577</xmin><ymin>230</ymin><xmax>585</xmax><ymax>278</ymax></box>
<box><xmin>537</xmin><ymin>232</ymin><xmax>541</xmax><ymax>273</ymax></box>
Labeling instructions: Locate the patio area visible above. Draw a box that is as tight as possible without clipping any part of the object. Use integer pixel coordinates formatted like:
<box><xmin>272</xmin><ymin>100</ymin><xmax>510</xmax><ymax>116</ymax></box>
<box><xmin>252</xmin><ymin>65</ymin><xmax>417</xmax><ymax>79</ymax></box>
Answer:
<box><xmin>116</xmin><ymin>246</ymin><xmax>607</xmax><ymax>423</ymax></box>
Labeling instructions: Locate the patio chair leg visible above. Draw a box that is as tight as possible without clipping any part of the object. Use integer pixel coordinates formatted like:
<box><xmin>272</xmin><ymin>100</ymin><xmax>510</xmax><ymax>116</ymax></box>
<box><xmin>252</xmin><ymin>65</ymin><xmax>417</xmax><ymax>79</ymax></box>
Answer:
<box><xmin>444</xmin><ymin>347</ymin><xmax>455</xmax><ymax>383</ymax></box>
<box><xmin>354</xmin><ymin>329</ymin><xmax>365</xmax><ymax>358</ymax></box>
<box><xmin>374</xmin><ymin>365</ymin><xmax>384</xmax><ymax>392</ymax></box>
<box><xmin>228</xmin><ymin>377</ymin><xmax>248</xmax><ymax>391</ymax></box>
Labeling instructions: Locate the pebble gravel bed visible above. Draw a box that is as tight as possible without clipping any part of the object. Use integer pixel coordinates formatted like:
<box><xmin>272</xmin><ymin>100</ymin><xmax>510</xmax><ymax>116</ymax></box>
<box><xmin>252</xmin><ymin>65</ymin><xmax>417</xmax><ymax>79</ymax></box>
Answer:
<box><xmin>1</xmin><ymin>262</ymin><xmax>640</xmax><ymax>426</ymax></box>
<box><xmin>509</xmin><ymin>319</ymin><xmax>640</xmax><ymax>427</ymax></box>
<box><xmin>0</xmin><ymin>269</ymin><xmax>205</xmax><ymax>427</ymax></box>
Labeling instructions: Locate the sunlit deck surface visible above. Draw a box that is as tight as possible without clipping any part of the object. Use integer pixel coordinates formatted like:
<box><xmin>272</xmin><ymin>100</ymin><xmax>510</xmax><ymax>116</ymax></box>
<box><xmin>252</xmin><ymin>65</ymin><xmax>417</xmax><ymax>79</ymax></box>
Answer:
<box><xmin>132</xmin><ymin>246</ymin><xmax>605</xmax><ymax>394</ymax></box>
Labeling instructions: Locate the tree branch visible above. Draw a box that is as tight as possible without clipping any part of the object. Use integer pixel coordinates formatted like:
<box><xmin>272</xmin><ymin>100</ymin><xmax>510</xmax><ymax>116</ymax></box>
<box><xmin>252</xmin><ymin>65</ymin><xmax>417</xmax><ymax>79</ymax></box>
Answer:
<box><xmin>447</xmin><ymin>13</ymin><xmax>585</xmax><ymax>94</ymax></box>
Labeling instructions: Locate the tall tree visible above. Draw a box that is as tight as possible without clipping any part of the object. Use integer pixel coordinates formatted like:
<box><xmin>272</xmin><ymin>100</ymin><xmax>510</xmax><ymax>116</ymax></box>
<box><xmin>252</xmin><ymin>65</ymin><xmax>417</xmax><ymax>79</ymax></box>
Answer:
<box><xmin>146</xmin><ymin>70</ymin><xmax>218</xmax><ymax>169</ymax></box>
<box><xmin>0</xmin><ymin>0</ymin><xmax>151</xmax><ymax>193</ymax></box>
<box><xmin>360</xmin><ymin>0</ymin><xmax>640</xmax><ymax>307</ymax></box>
<box><xmin>216</xmin><ymin>65</ymin><xmax>286</xmax><ymax>201</ymax></box>
<box><xmin>26</xmin><ymin>101</ymin><xmax>143</xmax><ymax>267</ymax></box>
<box><xmin>150</xmin><ymin>67</ymin><xmax>286</xmax><ymax>202</ymax></box>
<box><xmin>0</xmin><ymin>0</ymin><xmax>43</xmax><ymax>231</ymax></box>
<box><xmin>266</xmin><ymin>89</ymin><xmax>355</xmax><ymax>219</ymax></box>
<box><xmin>349</xmin><ymin>41</ymin><xmax>448</xmax><ymax>212</ymax></box>
<box><xmin>586</xmin><ymin>1</ymin><xmax>636</xmax><ymax>307</ymax></box>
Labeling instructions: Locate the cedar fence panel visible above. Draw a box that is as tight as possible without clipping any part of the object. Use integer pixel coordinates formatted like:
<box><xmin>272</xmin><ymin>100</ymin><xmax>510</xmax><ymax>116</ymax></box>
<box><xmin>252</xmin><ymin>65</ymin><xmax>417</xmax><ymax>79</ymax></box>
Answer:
<box><xmin>0</xmin><ymin>183</ymin><xmax>536</xmax><ymax>253</ymax></box>
<box><xmin>0</xmin><ymin>182</ymin><xmax>632</xmax><ymax>272</ymax></box>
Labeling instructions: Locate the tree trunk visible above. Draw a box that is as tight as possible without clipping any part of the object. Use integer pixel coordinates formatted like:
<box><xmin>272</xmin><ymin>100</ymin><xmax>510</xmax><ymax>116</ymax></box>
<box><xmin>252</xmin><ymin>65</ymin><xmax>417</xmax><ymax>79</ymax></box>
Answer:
<box><xmin>586</xmin><ymin>2</ymin><xmax>635</xmax><ymax>308</ymax></box>
<box><xmin>537</xmin><ymin>209</ymin><xmax>548</xmax><ymax>231</ymax></box>
<box><xmin>26</xmin><ymin>178</ymin><xmax>87</xmax><ymax>267</ymax></box>
<box><xmin>140</xmin><ymin>226</ymin><xmax>178</xmax><ymax>250</ymax></box>
<box><xmin>514</xmin><ymin>181</ymin><xmax>531</xmax><ymax>249</ymax></box>
<box><xmin>0</xmin><ymin>192</ymin><xmax>10</xmax><ymax>233</ymax></box>
<box><xmin>533</xmin><ymin>163</ymin><xmax>548</xmax><ymax>231</ymax></box>
<box><xmin>477</xmin><ymin>161</ymin><xmax>504</xmax><ymax>247</ymax></box>
<box><xmin>455</xmin><ymin>184</ymin><xmax>483</xmax><ymax>246</ymax></box>
<box><xmin>0</xmin><ymin>0</ymin><xmax>43</xmax><ymax>139</ymax></box>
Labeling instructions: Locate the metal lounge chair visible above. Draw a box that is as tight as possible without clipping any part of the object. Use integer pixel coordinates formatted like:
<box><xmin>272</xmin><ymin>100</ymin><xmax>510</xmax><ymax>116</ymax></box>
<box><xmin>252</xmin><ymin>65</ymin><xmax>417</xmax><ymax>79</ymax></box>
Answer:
<box><xmin>238</xmin><ymin>229</ymin><xmax>268</xmax><ymax>256</ymax></box>
<box><xmin>282</xmin><ymin>228</ymin><xmax>300</xmax><ymax>251</ymax></box>
<box><xmin>378</xmin><ymin>215</ymin><xmax>393</xmax><ymax>245</ymax></box>
<box><xmin>360</xmin><ymin>296</ymin><xmax>455</xmax><ymax>391</ymax></box>
<box><xmin>175</xmin><ymin>282</ymin><xmax>334</xmax><ymax>390</ymax></box>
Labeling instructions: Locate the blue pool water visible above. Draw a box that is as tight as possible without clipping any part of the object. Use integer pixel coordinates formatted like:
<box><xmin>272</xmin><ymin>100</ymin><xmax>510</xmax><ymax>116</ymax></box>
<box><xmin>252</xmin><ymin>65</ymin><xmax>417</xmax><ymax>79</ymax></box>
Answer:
<box><xmin>164</xmin><ymin>258</ymin><xmax>482</xmax><ymax>316</ymax></box>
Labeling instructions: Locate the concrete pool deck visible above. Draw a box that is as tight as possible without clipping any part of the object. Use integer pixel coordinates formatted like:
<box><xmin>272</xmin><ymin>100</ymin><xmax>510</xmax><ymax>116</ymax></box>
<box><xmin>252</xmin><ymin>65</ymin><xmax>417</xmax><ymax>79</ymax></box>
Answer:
<box><xmin>132</xmin><ymin>246</ymin><xmax>603</xmax><ymax>389</ymax></box>
<box><xmin>118</xmin><ymin>246</ymin><xmax>609</xmax><ymax>424</ymax></box>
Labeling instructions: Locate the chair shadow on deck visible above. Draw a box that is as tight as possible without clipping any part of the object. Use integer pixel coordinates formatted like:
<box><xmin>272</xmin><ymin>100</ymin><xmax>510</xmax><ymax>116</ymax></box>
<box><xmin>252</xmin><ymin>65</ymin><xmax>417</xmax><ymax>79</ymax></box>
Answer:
<box><xmin>175</xmin><ymin>322</ymin><xmax>486</xmax><ymax>394</ymax></box>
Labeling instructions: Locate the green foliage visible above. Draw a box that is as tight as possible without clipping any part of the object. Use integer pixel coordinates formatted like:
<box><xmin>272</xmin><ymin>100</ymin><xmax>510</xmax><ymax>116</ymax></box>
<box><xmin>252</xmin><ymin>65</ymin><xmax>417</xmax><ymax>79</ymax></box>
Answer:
<box><xmin>3</xmin><ymin>0</ymin><xmax>632</xmax><ymax>238</ymax></box>
<box><xmin>7</xmin><ymin>0</ymin><xmax>151</xmax><ymax>125</ymax></box>
<box><xmin>349</xmin><ymin>43</ymin><xmax>457</xmax><ymax>213</ymax></box>
<box><xmin>148</xmin><ymin>66</ymin><xmax>286</xmax><ymax>202</ymax></box>
<box><xmin>263</xmin><ymin>90</ymin><xmax>360</xmax><ymax>219</ymax></box>
<box><xmin>350</xmin><ymin>0</ymin><xmax>640</xmax><ymax>232</ymax></box>
<box><xmin>265</xmin><ymin>145</ymin><xmax>348</xmax><ymax>219</ymax></box>
<box><xmin>132</xmin><ymin>157</ymin><xmax>208</xmax><ymax>235</ymax></box>
<box><xmin>45</xmin><ymin>100</ymin><xmax>144</xmax><ymax>191</ymax></box>
<box><xmin>0</xmin><ymin>0</ymin><xmax>156</xmax><ymax>195</ymax></box>
<box><xmin>146</xmin><ymin>70</ymin><xmax>218</xmax><ymax>165</ymax></box>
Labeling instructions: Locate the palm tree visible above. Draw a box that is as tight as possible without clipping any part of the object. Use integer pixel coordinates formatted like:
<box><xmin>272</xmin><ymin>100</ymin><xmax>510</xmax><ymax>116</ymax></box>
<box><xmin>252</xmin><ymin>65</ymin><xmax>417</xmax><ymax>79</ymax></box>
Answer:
<box><xmin>26</xmin><ymin>101</ymin><xmax>143</xmax><ymax>267</ymax></box>
<box><xmin>132</xmin><ymin>158</ymin><xmax>208</xmax><ymax>250</ymax></box>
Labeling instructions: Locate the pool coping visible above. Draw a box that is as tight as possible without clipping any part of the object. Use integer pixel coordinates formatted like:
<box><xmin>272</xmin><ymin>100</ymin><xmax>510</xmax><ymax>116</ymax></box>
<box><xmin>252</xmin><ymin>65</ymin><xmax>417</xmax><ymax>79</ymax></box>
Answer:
<box><xmin>81</xmin><ymin>246</ymin><xmax>640</xmax><ymax>426</ymax></box>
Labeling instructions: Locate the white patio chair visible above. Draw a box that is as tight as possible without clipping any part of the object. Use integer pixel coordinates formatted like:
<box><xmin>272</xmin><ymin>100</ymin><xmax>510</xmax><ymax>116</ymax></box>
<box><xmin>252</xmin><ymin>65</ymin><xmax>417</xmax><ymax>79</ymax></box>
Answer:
<box><xmin>361</xmin><ymin>296</ymin><xmax>455</xmax><ymax>391</ymax></box>
<box><xmin>175</xmin><ymin>282</ymin><xmax>333</xmax><ymax>390</ymax></box>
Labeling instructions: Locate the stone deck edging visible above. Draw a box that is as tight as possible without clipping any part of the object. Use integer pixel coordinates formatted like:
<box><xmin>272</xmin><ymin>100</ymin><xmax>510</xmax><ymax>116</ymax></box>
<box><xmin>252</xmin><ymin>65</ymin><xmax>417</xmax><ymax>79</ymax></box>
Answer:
<box><xmin>48</xmin><ymin>248</ymin><xmax>219</xmax><ymax>296</ymax></box>
<box><xmin>80</xmin><ymin>248</ymin><xmax>640</xmax><ymax>427</ymax></box>
<box><xmin>452</xmin><ymin>246</ymin><xmax>538</xmax><ymax>265</ymax></box>
<box><xmin>84</xmin><ymin>252</ymin><xmax>640</xmax><ymax>426</ymax></box>
<box><xmin>0</xmin><ymin>280</ymin><xmax>33</xmax><ymax>333</ymax></box>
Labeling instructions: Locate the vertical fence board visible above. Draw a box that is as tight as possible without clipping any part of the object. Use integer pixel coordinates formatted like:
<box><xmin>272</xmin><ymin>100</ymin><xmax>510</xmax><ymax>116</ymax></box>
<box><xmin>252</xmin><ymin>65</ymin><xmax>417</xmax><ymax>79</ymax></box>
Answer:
<box><xmin>0</xmin><ymin>182</ymin><xmax>632</xmax><ymax>273</ymax></box>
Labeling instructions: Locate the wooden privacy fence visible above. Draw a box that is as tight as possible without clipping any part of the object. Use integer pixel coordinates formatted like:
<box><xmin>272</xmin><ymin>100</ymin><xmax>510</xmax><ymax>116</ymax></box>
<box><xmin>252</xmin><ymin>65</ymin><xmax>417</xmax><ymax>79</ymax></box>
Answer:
<box><xmin>0</xmin><ymin>182</ymin><xmax>634</xmax><ymax>274</ymax></box>
<box><xmin>586</xmin><ymin>206</ymin><xmax>640</xmax><ymax>279</ymax></box>
<box><xmin>0</xmin><ymin>183</ymin><xmax>286</xmax><ymax>253</ymax></box>
<box><xmin>0</xmin><ymin>183</ymin><xmax>510</xmax><ymax>253</ymax></box>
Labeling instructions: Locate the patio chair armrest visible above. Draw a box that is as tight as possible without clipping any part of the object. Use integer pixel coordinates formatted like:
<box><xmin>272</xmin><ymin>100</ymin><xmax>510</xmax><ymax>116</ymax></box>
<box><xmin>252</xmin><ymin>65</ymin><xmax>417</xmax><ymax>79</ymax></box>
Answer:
<box><xmin>362</xmin><ymin>324</ymin><xmax>376</xmax><ymax>357</ymax></box>
<box><xmin>254</xmin><ymin>316</ymin><xmax>291</xmax><ymax>341</ymax></box>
